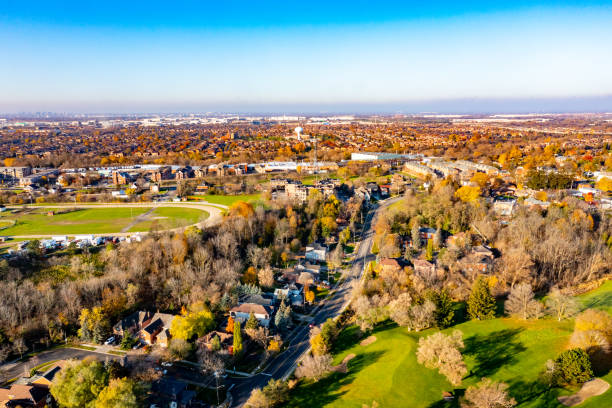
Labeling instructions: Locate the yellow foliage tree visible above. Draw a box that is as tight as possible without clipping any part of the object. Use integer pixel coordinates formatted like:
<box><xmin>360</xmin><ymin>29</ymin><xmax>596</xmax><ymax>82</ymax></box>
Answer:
<box><xmin>170</xmin><ymin>302</ymin><xmax>215</xmax><ymax>341</ymax></box>
<box><xmin>229</xmin><ymin>201</ymin><xmax>255</xmax><ymax>218</ymax></box>
<box><xmin>454</xmin><ymin>186</ymin><xmax>481</xmax><ymax>202</ymax></box>
<box><xmin>470</xmin><ymin>172</ymin><xmax>489</xmax><ymax>188</ymax></box>
<box><xmin>596</xmin><ymin>177</ymin><xmax>612</xmax><ymax>192</ymax></box>
<box><xmin>243</xmin><ymin>266</ymin><xmax>258</xmax><ymax>285</ymax></box>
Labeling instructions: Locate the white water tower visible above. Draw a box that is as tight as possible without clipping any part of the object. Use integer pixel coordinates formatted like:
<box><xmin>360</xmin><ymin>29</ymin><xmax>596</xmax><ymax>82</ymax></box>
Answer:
<box><xmin>294</xmin><ymin>126</ymin><xmax>303</xmax><ymax>140</ymax></box>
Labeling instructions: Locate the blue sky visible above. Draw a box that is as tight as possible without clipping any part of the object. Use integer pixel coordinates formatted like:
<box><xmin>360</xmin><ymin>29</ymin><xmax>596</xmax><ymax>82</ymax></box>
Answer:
<box><xmin>2</xmin><ymin>1</ymin><xmax>612</xmax><ymax>113</ymax></box>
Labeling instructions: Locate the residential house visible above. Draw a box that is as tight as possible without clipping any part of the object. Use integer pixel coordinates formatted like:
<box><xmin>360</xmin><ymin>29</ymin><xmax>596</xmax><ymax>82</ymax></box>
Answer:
<box><xmin>305</xmin><ymin>243</ymin><xmax>327</xmax><ymax>263</ymax></box>
<box><xmin>459</xmin><ymin>245</ymin><xmax>495</xmax><ymax>275</ymax></box>
<box><xmin>113</xmin><ymin>311</ymin><xmax>176</xmax><ymax>347</ymax></box>
<box><xmin>492</xmin><ymin>198</ymin><xmax>517</xmax><ymax>217</ymax></box>
<box><xmin>230</xmin><ymin>303</ymin><xmax>273</xmax><ymax>327</ymax></box>
<box><xmin>151</xmin><ymin>378</ymin><xmax>196</xmax><ymax>408</ymax></box>
<box><xmin>238</xmin><ymin>293</ymin><xmax>274</xmax><ymax>307</ymax></box>
<box><xmin>419</xmin><ymin>227</ymin><xmax>436</xmax><ymax>241</ymax></box>
<box><xmin>0</xmin><ymin>384</ymin><xmax>49</xmax><ymax>408</ymax></box>
<box><xmin>380</xmin><ymin>258</ymin><xmax>401</xmax><ymax>274</ymax></box>
<box><xmin>274</xmin><ymin>283</ymin><xmax>304</xmax><ymax>307</ymax></box>
<box><xmin>413</xmin><ymin>259</ymin><xmax>436</xmax><ymax>277</ymax></box>
<box><xmin>197</xmin><ymin>331</ymin><xmax>234</xmax><ymax>354</ymax></box>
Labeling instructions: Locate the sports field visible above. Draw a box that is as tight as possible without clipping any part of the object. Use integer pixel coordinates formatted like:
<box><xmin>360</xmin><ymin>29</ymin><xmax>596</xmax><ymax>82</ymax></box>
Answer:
<box><xmin>288</xmin><ymin>282</ymin><xmax>612</xmax><ymax>408</ymax></box>
<box><xmin>0</xmin><ymin>206</ymin><xmax>208</xmax><ymax>235</ymax></box>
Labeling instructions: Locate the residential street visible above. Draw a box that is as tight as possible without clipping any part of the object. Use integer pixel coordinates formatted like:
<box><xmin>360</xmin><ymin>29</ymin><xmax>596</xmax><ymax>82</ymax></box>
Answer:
<box><xmin>228</xmin><ymin>197</ymin><xmax>400</xmax><ymax>407</ymax></box>
<box><xmin>1</xmin><ymin>347</ymin><xmax>122</xmax><ymax>382</ymax></box>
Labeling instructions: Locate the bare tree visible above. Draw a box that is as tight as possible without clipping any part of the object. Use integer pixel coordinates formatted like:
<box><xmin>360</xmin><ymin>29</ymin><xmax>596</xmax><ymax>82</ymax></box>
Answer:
<box><xmin>504</xmin><ymin>283</ymin><xmax>543</xmax><ymax>320</ymax></box>
<box><xmin>461</xmin><ymin>378</ymin><xmax>516</xmax><ymax>408</ymax></box>
<box><xmin>295</xmin><ymin>353</ymin><xmax>333</xmax><ymax>382</ymax></box>
<box><xmin>545</xmin><ymin>287</ymin><xmax>578</xmax><ymax>321</ymax></box>
<box><xmin>416</xmin><ymin>330</ymin><xmax>466</xmax><ymax>385</ymax></box>
<box><xmin>389</xmin><ymin>293</ymin><xmax>413</xmax><ymax>327</ymax></box>
<box><xmin>198</xmin><ymin>348</ymin><xmax>225</xmax><ymax>375</ymax></box>
<box><xmin>257</xmin><ymin>267</ymin><xmax>275</xmax><ymax>289</ymax></box>
<box><xmin>408</xmin><ymin>301</ymin><xmax>437</xmax><ymax>332</ymax></box>
<box><xmin>13</xmin><ymin>337</ymin><xmax>27</xmax><ymax>360</ymax></box>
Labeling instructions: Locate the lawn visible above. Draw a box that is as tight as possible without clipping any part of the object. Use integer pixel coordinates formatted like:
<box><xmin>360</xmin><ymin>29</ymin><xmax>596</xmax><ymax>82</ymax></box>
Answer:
<box><xmin>288</xmin><ymin>281</ymin><xmax>612</xmax><ymax>408</ymax></box>
<box><xmin>128</xmin><ymin>207</ymin><xmax>209</xmax><ymax>232</ymax></box>
<box><xmin>0</xmin><ymin>207</ymin><xmax>149</xmax><ymax>235</ymax></box>
<box><xmin>194</xmin><ymin>193</ymin><xmax>261</xmax><ymax>206</ymax></box>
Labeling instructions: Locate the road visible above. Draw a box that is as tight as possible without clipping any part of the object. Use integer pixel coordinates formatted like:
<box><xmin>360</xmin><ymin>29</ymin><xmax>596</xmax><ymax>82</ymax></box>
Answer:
<box><xmin>228</xmin><ymin>197</ymin><xmax>400</xmax><ymax>407</ymax></box>
<box><xmin>0</xmin><ymin>347</ymin><xmax>122</xmax><ymax>382</ymax></box>
<box><xmin>4</xmin><ymin>201</ymin><xmax>227</xmax><ymax>238</ymax></box>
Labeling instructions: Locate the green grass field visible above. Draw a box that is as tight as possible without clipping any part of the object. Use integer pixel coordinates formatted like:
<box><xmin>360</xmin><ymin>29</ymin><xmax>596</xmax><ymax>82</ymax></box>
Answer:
<box><xmin>288</xmin><ymin>282</ymin><xmax>612</xmax><ymax>408</ymax></box>
<box><xmin>194</xmin><ymin>193</ymin><xmax>261</xmax><ymax>206</ymax></box>
<box><xmin>128</xmin><ymin>207</ymin><xmax>208</xmax><ymax>232</ymax></box>
<box><xmin>0</xmin><ymin>207</ymin><xmax>208</xmax><ymax>235</ymax></box>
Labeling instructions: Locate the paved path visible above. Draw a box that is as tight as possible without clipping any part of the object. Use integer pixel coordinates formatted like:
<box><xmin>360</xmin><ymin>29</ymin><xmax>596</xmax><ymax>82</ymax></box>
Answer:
<box><xmin>4</xmin><ymin>202</ymin><xmax>227</xmax><ymax>238</ymax></box>
<box><xmin>228</xmin><ymin>197</ymin><xmax>400</xmax><ymax>407</ymax></box>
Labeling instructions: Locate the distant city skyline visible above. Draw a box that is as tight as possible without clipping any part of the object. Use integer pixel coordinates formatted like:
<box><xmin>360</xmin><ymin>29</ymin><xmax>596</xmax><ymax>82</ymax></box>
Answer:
<box><xmin>2</xmin><ymin>1</ymin><xmax>612</xmax><ymax>113</ymax></box>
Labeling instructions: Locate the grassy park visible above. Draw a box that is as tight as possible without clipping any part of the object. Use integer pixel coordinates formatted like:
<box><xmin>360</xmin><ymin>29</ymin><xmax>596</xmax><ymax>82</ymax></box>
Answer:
<box><xmin>0</xmin><ymin>206</ymin><xmax>208</xmax><ymax>235</ymax></box>
<box><xmin>191</xmin><ymin>193</ymin><xmax>262</xmax><ymax>206</ymax></box>
<box><xmin>288</xmin><ymin>282</ymin><xmax>612</xmax><ymax>408</ymax></box>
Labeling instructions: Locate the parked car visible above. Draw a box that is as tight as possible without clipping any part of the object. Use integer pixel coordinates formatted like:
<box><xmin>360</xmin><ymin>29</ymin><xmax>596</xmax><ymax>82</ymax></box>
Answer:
<box><xmin>104</xmin><ymin>336</ymin><xmax>115</xmax><ymax>345</ymax></box>
<box><xmin>161</xmin><ymin>362</ymin><xmax>173</xmax><ymax>367</ymax></box>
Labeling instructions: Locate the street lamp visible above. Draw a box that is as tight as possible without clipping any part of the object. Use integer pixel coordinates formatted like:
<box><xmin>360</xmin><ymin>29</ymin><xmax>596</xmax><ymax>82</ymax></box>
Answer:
<box><xmin>214</xmin><ymin>370</ymin><xmax>220</xmax><ymax>406</ymax></box>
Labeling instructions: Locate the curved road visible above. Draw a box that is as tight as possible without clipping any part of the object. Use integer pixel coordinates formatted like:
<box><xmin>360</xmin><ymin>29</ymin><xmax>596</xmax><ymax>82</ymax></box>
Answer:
<box><xmin>4</xmin><ymin>202</ymin><xmax>227</xmax><ymax>238</ymax></box>
<box><xmin>228</xmin><ymin>197</ymin><xmax>400</xmax><ymax>407</ymax></box>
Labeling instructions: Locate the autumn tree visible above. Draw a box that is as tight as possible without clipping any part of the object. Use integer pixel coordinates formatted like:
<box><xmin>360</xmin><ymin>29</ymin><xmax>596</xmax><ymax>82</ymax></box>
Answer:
<box><xmin>504</xmin><ymin>283</ymin><xmax>543</xmax><ymax>320</ymax></box>
<box><xmin>170</xmin><ymin>302</ymin><xmax>215</xmax><ymax>341</ymax></box>
<box><xmin>78</xmin><ymin>307</ymin><xmax>110</xmax><ymax>344</ymax></box>
<box><xmin>51</xmin><ymin>359</ymin><xmax>109</xmax><ymax>408</ymax></box>
<box><xmin>569</xmin><ymin>309</ymin><xmax>612</xmax><ymax>355</ymax></box>
<box><xmin>225</xmin><ymin>316</ymin><xmax>235</xmax><ymax>333</ymax></box>
<box><xmin>94</xmin><ymin>378</ymin><xmax>144</xmax><ymax>408</ymax></box>
<box><xmin>455</xmin><ymin>186</ymin><xmax>481</xmax><ymax>203</ymax></box>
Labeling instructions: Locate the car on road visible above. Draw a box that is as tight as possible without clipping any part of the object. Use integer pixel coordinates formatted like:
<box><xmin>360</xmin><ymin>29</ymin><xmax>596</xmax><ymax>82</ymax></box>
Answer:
<box><xmin>104</xmin><ymin>336</ymin><xmax>115</xmax><ymax>345</ymax></box>
<box><xmin>161</xmin><ymin>362</ymin><xmax>173</xmax><ymax>367</ymax></box>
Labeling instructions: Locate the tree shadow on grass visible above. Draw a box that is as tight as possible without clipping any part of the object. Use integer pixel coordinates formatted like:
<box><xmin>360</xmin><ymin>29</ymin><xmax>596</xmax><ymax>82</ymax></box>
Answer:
<box><xmin>426</xmin><ymin>388</ymin><xmax>465</xmax><ymax>408</ymax></box>
<box><xmin>332</xmin><ymin>320</ymin><xmax>397</xmax><ymax>355</ymax></box>
<box><xmin>463</xmin><ymin>328</ymin><xmax>526</xmax><ymax>378</ymax></box>
<box><xmin>288</xmin><ymin>351</ymin><xmax>385</xmax><ymax>408</ymax></box>
<box><xmin>507</xmin><ymin>379</ymin><xmax>561</xmax><ymax>407</ymax></box>
<box><xmin>580</xmin><ymin>292</ymin><xmax>612</xmax><ymax>312</ymax></box>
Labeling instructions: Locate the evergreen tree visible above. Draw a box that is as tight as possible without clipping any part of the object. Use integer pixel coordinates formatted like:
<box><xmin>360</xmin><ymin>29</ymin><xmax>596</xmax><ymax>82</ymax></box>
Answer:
<box><xmin>425</xmin><ymin>239</ymin><xmax>434</xmax><ymax>261</ymax></box>
<box><xmin>467</xmin><ymin>277</ymin><xmax>496</xmax><ymax>320</ymax></box>
<box><xmin>211</xmin><ymin>335</ymin><xmax>221</xmax><ymax>352</ymax></box>
<box><xmin>233</xmin><ymin>321</ymin><xmax>243</xmax><ymax>357</ymax></box>
<box><xmin>246</xmin><ymin>312</ymin><xmax>259</xmax><ymax>330</ymax></box>
<box><xmin>429</xmin><ymin>289</ymin><xmax>455</xmax><ymax>328</ymax></box>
